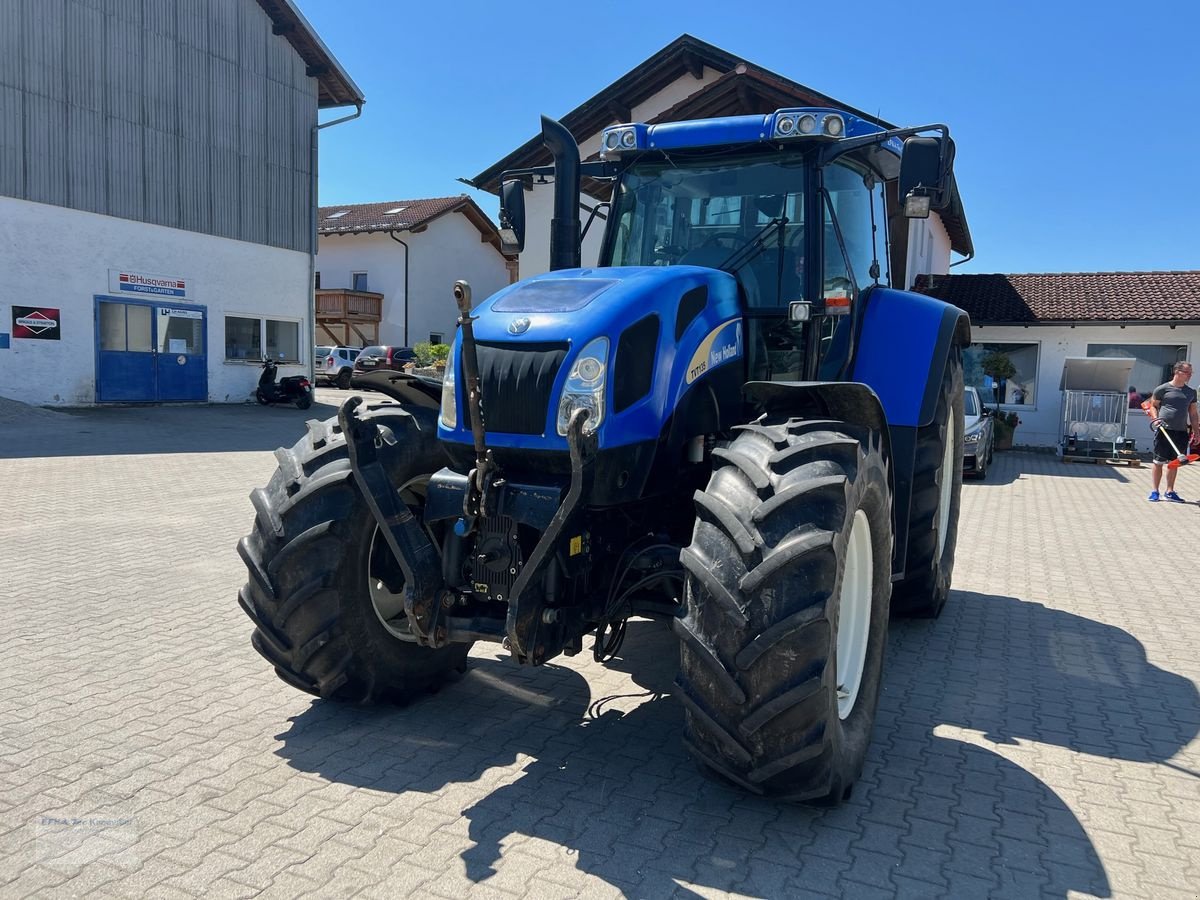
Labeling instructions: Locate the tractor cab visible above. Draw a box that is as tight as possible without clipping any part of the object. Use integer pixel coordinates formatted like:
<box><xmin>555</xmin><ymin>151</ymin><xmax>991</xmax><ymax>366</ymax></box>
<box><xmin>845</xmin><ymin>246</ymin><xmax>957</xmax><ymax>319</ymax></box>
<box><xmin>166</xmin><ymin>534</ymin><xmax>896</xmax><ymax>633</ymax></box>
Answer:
<box><xmin>500</xmin><ymin>108</ymin><xmax>961</xmax><ymax>387</ymax></box>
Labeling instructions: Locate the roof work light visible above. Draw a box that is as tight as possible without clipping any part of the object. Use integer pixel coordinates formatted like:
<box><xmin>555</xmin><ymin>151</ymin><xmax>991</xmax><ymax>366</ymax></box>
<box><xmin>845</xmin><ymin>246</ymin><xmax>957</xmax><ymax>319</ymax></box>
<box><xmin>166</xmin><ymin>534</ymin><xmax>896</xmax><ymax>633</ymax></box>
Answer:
<box><xmin>771</xmin><ymin>109</ymin><xmax>845</xmax><ymax>141</ymax></box>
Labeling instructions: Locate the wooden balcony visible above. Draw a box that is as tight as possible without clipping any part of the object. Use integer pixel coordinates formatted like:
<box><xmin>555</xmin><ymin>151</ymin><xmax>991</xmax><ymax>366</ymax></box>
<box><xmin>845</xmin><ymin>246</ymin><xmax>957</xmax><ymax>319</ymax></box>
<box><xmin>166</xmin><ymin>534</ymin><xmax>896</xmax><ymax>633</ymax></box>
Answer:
<box><xmin>315</xmin><ymin>288</ymin><xmax>382</xmax><ymax>347</ymax></box>
<box><xmin>315</xmin><ymin>289</ymin><xmax>383</xmax><ymax>321</ymax></box>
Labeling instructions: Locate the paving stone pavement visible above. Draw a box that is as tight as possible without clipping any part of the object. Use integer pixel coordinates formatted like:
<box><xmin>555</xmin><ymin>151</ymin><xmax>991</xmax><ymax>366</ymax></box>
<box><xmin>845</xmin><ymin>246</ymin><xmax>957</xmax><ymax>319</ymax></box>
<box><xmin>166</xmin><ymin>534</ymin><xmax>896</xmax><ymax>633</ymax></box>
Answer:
<box><xmin>1</xmin><ymin>396</ymin><xmax>1197</xmax><ymax>899</ymax></box>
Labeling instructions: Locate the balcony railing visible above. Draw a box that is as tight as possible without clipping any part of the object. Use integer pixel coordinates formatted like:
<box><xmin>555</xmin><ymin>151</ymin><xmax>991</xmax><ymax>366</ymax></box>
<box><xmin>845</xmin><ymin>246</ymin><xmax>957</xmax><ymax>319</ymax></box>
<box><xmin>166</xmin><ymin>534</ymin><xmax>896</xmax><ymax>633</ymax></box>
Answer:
<box><xmin>316</xmin><ymin>289</ymin><xmax>382</xmax><ymax>321</ymax></box>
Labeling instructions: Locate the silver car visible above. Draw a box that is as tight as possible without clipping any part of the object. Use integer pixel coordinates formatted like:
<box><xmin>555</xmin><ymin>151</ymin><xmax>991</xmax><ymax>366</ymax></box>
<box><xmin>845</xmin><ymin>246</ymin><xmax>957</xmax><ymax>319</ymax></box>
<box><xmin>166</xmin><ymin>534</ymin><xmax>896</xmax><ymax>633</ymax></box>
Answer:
<box><xmin>963</xmin><ymin>386</ymin><xmax>995</xmax><ymax>478</ymax></box>
<box><xmin>315</xmin><ymin>345</ymin><xmax>361</xmax><ymax>389</ymax></box>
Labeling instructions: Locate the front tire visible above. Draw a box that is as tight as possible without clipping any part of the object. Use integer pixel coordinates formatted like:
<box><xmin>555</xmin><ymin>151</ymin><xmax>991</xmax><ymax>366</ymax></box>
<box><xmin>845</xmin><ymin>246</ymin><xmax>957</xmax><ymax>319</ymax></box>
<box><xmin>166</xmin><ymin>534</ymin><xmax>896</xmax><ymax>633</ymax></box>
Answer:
<box><xmin>891</xmin><ymin>350</ymin><xmax>964</xmax><ymax>618</ymax></box>
<box><xmin>337</xmin><ymin>369</ymin><xmax>352</xmax><ymax>390</ymax></box>
<box><xmin>676</xmin><ymin>418</ymin><xmax>892</xmax><ymax>802</ymax></box>
<box><xmin>237</xmin><ymin>402</ymin><xmax>468</xmax><ymax>702</ymax></box>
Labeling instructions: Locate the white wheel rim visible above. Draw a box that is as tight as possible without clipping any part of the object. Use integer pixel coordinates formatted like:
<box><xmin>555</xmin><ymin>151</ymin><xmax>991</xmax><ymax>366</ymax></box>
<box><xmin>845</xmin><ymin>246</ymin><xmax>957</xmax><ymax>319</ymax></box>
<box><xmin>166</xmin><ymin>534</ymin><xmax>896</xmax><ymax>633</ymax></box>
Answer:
<box><xmin>937</xmin><ymin>413</ymin><xmax>956</xmax><ymax>559</ymax></box>
<box><xmin>836</xmin><ymin>509</ymin><xmax>873</xmax><ymax>720</ymax></box>
<box><xmin>367</xmin><ymin>477</ymin><xmax>430</xmax><ymax>642</ymax></box>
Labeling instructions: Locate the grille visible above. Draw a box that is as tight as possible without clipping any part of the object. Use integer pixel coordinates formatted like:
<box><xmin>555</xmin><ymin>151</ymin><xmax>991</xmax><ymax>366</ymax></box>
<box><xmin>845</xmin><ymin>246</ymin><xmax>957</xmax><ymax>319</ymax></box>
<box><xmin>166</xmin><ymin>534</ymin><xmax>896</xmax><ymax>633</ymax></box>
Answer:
<box><xmin>474</xmin><ymin>341</ymin><xmax>568</xmax><ymax>435</ymax></box>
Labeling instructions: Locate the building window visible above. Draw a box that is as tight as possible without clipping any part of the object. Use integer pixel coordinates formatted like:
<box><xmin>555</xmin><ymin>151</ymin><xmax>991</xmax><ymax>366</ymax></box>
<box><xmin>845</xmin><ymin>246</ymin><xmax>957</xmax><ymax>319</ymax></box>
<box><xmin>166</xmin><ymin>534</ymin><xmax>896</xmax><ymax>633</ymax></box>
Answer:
<box><xmin>964</xmin><ymin>341</ymin><xmax>1040</xmax><ymax>406</ymax></box>
<box><xmin>352</xmin><ymin>272</ymin><xmax>369</xmax><ymax>291</ymax></box>
<box><xmin>225</xmin><ymin>315</ymin><xmax>301</xmax><ymax>362</ymax></box>
<box><xmin>429</xmin><ymin>332</ymin><xmax>444</xmax><ymax>345</ymax></box>
<box><xmin>314</xmin><ymin>271</ymin><xmax>321</xmax><ymax>289</ymax></box>
<box><xmin>1088</xmin><ymin>343</ymin><xmax>1187</xmax><ymax>407</ymax></box>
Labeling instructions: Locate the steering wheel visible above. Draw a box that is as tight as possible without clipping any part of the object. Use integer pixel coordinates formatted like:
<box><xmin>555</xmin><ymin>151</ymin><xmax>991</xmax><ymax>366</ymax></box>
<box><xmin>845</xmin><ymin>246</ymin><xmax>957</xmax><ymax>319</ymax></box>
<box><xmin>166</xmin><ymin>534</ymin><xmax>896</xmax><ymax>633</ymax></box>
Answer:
<box><xmin>701</xmin><ymin>232</ymin><xmax>749</xmax><ymax>250</ymax></box>
<box><xmin>653</xmin><ymin>242</ymin><xmax>688</xmax><ymax>261</ymax></box>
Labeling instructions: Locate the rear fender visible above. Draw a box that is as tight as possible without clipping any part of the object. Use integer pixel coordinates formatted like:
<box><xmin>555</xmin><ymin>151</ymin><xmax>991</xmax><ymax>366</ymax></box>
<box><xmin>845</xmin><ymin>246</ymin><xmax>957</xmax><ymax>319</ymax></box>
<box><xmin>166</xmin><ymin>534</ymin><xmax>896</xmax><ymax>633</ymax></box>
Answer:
<box><xmin>743</xmin><ymin>381</ymin><xmax>899</xmax><ymax>572</ymax></box>
<box><xmin>850</xmin><ymin>287</ymin><xmax>971</xmax><ymax>575</ymax></box>
<box><xmin>851</xmin><ymin>287</ymin><xmax>970</xmax><ymax>429</ymax></box>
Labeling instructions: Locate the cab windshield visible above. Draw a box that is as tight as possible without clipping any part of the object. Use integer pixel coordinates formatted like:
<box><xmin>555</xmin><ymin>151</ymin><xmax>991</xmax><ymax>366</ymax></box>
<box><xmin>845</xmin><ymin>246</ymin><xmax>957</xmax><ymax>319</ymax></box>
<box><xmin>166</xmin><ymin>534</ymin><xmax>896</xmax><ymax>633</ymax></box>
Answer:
<box><xmin>604</xmin><ymin>152</ymin><xmax>809</xmax><ymax>308</ymax></box>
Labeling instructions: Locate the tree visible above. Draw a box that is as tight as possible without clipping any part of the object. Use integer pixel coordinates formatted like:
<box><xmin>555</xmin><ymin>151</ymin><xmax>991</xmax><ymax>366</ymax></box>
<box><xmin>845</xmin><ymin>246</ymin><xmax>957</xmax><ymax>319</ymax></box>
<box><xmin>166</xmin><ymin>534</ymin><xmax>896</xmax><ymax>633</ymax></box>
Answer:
<box><xmin>981</xmin><ymin>350</ymin><xmax>1016</xmax><ymax>412</ymax></box>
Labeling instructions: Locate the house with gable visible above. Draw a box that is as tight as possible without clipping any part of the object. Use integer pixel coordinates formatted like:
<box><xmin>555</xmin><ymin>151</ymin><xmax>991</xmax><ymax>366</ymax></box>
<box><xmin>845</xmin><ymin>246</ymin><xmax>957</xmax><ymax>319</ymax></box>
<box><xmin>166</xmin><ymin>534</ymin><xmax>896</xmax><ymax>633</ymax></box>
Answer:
<box><xmin>314</xmin><ymin>196</ymin><xmax>512</xmax><ymax>349</ymax></box>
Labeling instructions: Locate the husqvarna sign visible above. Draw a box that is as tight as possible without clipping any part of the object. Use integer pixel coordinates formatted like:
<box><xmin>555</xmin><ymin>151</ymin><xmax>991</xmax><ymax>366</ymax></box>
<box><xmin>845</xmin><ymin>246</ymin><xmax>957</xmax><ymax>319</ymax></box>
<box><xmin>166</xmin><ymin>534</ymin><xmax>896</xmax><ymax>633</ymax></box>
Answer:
<box><xmin>109</xmin><ymin>269</ymin><xmax>187</xmax><ymax>298</ymax></box>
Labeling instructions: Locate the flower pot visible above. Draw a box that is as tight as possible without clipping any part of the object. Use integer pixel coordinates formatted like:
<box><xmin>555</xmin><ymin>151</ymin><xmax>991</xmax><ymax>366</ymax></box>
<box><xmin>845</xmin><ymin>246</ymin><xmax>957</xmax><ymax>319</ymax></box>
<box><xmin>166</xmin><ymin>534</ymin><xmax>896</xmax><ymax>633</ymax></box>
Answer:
<box><xmin>995</xmin><ymin>429</ymin><xmax>1015</xmax><ymax>451</ymax></box>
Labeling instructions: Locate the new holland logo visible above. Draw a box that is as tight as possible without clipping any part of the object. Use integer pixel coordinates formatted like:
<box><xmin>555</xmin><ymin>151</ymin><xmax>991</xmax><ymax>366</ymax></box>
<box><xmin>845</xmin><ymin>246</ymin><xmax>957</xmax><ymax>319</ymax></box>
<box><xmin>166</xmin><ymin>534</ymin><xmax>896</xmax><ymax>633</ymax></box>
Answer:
<box><xmin>508</xmin><ymin>317</ymin><xmax>531</xmax><ymax>335</ymax></box>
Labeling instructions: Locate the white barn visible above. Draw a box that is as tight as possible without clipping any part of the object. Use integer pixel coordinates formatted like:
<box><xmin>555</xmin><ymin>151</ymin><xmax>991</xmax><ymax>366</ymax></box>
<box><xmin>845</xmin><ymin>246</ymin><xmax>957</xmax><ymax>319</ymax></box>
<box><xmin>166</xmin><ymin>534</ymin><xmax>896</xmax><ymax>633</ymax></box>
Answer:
<box><xmin>0</xmin><ymin>0</ymin><xmax>362</xmax><ymax>405</ymax></box>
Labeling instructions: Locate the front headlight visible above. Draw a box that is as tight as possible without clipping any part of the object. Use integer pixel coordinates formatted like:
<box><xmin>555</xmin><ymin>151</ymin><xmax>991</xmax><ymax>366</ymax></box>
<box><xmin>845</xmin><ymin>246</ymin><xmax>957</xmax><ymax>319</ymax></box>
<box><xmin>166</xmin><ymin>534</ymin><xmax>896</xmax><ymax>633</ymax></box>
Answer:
<box><xmin>964</xmin><ymin>429</ymin><xmax>982</xmax><ymax>444</ymax></box>
<box><xmin>556</xmin><ymin>337</ymin><xmax>608</xmax><ymax>436</ymax></box>
<box><xmin>439</xmin><ymin>342</ymin><xmax>457</xmax><ymax>428</ymax></box>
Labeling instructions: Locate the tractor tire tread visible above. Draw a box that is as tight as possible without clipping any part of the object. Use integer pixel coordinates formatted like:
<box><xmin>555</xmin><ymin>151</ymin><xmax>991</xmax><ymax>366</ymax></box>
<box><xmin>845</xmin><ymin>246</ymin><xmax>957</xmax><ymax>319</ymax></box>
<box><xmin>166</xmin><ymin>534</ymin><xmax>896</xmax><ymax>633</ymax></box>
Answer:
<box><xmin>238</xmin><ymin>404</ymin><xmax>468</xmax><ymax>704</ymax></box>
<box><xmin>677</xmin><ymin>419</ymin><xmax>892</xmax><ymax>800</ymax></box>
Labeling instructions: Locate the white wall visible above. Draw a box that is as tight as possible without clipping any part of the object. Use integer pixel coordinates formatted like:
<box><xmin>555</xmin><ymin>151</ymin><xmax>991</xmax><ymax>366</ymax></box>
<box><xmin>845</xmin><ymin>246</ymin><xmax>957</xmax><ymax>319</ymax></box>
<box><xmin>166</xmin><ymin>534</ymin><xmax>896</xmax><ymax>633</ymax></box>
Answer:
<box><xmin>905</xmin><ymin>213</ymin><xmax>952</xmax><ymax>288</ymax></box>
<box><xmin>315</xmin><ymin>211</ymin><xmax>509</xmax><ymax>347</ymax></box>
<box><xmin>0</xmin><ymin>196</ymin><xmax>310</xmax><ymax>406</ymax></box>
<box><xmin>968</xmin><ymin>322</ymin><xmax>1199</xmax><ymax>449</ymax></box>
<box><xmin>516</xmin><ymin>66</ymin><xmax>723</xmax><ymax>278</ymax></box>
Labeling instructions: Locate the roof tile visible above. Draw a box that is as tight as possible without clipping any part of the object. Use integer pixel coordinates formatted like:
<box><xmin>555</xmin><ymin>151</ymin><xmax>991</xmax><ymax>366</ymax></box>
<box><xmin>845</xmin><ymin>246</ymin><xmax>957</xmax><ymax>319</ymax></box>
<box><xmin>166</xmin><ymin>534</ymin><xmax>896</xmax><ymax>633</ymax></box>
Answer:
<box><xmin>913</xmin><ymin>272</ymin><xmax>1200</xmax><ymax>323</ymax></box>
<box><xmin>318</xmin><ymin>197</ymin><xmax>471</xmax><ymax>234</ymax></box>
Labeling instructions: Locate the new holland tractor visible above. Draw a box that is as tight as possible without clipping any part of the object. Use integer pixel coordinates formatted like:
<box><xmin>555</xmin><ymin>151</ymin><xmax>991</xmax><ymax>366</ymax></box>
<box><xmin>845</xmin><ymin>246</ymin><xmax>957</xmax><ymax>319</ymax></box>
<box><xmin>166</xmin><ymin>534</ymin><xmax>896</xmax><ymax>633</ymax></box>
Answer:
<box><xmin>238</xmin><ymin>106</ymin><xmax>970</xmax><ymax>803</ymax></box>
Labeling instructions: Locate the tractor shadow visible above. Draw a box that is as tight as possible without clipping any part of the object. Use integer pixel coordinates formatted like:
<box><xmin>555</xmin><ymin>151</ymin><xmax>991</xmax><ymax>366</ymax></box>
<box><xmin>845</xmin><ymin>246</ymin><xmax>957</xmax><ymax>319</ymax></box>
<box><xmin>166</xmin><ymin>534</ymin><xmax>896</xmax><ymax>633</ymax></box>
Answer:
<box><xmin>266</xmin><ymin>589</ymin><xmax>1199</xmax><ymax>897</ymax></box>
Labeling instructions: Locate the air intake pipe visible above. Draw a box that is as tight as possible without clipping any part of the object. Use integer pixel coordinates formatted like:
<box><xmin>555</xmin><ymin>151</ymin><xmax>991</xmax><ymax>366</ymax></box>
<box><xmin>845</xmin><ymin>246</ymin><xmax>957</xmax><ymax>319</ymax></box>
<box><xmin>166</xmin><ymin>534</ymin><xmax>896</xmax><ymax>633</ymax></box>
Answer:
<box><xmin>541</xmin><ymin>115</ymin><xmax>581</xmax><ymax>271</ymax></box>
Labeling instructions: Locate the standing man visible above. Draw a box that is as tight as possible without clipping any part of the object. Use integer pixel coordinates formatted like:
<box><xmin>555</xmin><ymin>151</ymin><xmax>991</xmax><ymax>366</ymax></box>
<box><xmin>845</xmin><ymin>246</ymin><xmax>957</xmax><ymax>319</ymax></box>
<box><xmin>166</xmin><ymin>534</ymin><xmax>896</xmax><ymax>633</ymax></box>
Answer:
<box><xmin>1148</xmin><ymin>361</ymin><xmax>1199</xmax><ymax>502</ymax></box>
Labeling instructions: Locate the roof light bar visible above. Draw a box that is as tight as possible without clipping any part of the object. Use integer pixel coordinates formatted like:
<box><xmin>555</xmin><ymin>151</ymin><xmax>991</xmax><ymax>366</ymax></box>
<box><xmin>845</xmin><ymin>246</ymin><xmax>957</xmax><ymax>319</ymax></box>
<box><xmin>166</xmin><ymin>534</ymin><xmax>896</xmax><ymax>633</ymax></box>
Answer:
<box><xmin>771</xmin><ymin>109</ymin><xmax>846</xmax><ymax>141</ymax></box>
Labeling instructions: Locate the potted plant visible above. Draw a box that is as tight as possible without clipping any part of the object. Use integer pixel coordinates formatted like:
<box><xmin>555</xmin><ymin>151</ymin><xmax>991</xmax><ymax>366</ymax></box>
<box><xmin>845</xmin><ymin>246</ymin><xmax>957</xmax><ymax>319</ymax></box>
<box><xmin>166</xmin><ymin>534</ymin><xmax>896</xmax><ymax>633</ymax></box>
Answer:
<box><xmin>980</xmin><ymin>350</ymin><xmax>1017</xmax><ymax>412</ymax></box>
<box><xmin>430</xmin><ymin>343</ymin><xmax>450</xmax><ymax>376</ymax></box>
<box><xmin>993</xmin><ymin>410</ymin><xmax>1021</xmax><ymax>450</ymax></box>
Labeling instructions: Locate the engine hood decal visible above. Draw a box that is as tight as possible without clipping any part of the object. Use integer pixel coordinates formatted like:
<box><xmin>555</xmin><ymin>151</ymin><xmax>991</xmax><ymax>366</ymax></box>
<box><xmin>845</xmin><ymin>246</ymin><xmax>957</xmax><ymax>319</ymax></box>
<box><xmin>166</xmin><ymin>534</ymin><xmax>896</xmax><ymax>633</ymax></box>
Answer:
<box><xmin>685</xmin><ymin>319</ymin><xmax>743</xmax><ymax>385</ymax></box>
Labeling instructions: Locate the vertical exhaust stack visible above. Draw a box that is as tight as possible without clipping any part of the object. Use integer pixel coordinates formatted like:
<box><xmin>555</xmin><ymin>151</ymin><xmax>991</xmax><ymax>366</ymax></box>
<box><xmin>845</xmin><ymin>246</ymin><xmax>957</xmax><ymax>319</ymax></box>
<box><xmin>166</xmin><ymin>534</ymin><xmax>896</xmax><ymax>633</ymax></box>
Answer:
<box><xmin>540</xmin><ymin>116</ymin><xmax>581</xmax><ymax>271</ymax></box>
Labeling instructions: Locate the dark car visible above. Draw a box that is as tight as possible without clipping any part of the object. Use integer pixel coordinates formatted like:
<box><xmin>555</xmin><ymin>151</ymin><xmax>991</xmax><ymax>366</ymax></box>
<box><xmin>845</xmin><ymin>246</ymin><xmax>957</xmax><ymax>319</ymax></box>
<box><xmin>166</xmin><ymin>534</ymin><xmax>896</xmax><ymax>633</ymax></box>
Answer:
<box><xmin>963</xmin><ymin>386</ymin><xmax>995</xmax><ymax>478</ymax></box>
<box><xmin>351</xmin><ymin>345</ymin><xmax>417</xmax><ymax>387</ymax></box>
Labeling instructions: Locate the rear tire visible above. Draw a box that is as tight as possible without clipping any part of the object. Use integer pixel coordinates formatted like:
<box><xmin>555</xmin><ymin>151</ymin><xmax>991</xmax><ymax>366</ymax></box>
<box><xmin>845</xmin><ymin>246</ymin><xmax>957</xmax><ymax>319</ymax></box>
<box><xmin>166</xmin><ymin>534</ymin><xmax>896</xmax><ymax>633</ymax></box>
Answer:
<box><xmin>295</xmin><ymin>393</ymin><xmax>313</xmax><ymax>410</ymax></box>
<box><xmin>891</xmin><ymin>349</ymin><xmax>964</xmax><ymax>618</ymax></box>
<box><xmin>676</xmin><ymin>418</ymin><xmax>892</xmax><ymax>802</ymax></box>
<box><xmin>237</xmin><ymin>403</ymin><xmax>468</xmax><ymax>702</ymax></box>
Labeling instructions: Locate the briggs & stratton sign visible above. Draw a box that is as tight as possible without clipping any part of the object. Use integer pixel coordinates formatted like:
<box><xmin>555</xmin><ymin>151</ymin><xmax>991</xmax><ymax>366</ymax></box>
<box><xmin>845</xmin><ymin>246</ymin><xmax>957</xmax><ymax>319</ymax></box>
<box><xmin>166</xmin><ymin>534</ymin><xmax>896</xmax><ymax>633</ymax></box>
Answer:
<box><xmin>109</xmin><ymin>269</ymin><xmax>187</xmax><ymax>298</ymax></box>
<box><xmin>12</xmin><ymin>306</ymin><xmax>61</xmax><ymax>340</ymax></box>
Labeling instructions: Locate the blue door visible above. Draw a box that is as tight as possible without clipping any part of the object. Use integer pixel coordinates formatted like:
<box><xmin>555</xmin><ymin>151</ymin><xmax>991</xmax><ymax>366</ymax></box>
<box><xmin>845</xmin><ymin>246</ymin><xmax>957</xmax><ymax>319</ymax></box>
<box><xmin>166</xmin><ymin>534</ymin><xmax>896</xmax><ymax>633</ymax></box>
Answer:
<box><xmin>95</xmin><ymin>298</ymin><xmax>208</xmax><ymax>402</ymax></box>
<box><xmin>155</xmin><ymin>306</ymin><xmax>207</xmax><ymax>401</ymax></box>
<box><xmin>96</xmin><ymin>299</ymin><xmax>156</xmax><ymax>402</ymax></box>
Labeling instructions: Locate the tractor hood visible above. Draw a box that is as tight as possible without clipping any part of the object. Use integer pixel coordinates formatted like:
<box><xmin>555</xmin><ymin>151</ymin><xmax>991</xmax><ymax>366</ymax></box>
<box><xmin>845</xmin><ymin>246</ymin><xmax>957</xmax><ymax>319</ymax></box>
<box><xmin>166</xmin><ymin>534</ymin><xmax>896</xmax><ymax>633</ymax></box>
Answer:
<box><xmin>438</xmin><ymin>266</ymin><xmax>743</xmax><ymax>451</ymax></box>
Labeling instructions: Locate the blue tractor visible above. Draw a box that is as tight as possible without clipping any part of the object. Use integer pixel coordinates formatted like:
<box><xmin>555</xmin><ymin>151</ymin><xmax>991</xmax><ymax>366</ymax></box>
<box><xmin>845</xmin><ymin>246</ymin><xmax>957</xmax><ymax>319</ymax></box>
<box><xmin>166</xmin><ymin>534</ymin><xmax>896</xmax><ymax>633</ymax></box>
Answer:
<box><xmin>239</xmin><ymin>107</ymin><xmax>970</xmax><ymax>803</ymax></box>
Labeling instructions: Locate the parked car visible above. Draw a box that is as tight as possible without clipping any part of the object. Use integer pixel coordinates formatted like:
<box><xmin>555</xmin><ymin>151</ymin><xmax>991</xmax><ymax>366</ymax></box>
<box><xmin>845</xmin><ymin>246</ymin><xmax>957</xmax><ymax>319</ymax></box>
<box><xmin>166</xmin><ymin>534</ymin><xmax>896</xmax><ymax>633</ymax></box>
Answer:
<box><xmin>963</xmin><ymin>385</ymin><xmax>994</xmax><ymax>478</ymax></box>
<box><xmin>351</xmin><ymin>345</ymin><xmax>417</xmax><ymax>387</ymax></box>
<box><xmin>315</xmin><ymin>345</ymin><xmax>361</xmax><ymax>389</ymax></box>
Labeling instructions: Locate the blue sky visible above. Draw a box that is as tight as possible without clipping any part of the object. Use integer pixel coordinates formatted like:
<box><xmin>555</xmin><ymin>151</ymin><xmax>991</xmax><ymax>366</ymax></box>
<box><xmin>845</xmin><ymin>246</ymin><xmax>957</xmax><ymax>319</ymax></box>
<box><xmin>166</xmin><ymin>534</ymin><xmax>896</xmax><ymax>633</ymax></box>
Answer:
<box><xmin>300</xmin><ymin>0</ymin><xmax>1198</xmax><ymax>275</ymax></box>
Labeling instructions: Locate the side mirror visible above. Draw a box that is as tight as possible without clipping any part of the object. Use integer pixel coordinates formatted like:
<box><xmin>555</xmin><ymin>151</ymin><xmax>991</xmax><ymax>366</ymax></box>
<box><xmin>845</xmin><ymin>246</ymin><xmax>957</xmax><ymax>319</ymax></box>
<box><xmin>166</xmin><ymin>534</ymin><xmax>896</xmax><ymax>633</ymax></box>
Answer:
<box><xmin>980</xmin><ymin>408</ymin><xmax>991</xmax><ymax>417</ymax></box>
<box><xmin>499</xmin><ymin>179</ymin><xmax>526</xmax><ymax>254</ymax></box>
<box><xmin>899</xmin><ymin>136</ymin><xmax>955</xmax><ymax>218</ymax></box>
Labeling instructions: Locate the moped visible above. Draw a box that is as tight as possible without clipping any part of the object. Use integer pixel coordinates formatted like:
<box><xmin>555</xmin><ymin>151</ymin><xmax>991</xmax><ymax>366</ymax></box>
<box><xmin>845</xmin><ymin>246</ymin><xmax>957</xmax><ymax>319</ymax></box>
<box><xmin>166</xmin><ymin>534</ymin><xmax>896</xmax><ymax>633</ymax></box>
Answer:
<box><xmin>256</xmin><ymin>358</ymin><xmax>313</xmax><ymax>409</ymax></box>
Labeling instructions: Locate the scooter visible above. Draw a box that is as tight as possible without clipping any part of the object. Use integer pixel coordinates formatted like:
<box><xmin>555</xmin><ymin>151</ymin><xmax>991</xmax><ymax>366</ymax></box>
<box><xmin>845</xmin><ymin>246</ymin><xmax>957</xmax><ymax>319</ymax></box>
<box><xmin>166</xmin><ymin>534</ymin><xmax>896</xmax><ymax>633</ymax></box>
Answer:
<box><xmin>256</xmin><ymin>358</ymin><xmax>313</xmax><ymax>409</ymax></box>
